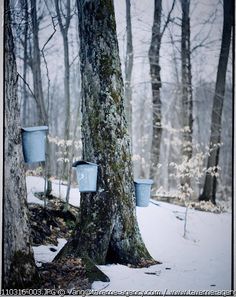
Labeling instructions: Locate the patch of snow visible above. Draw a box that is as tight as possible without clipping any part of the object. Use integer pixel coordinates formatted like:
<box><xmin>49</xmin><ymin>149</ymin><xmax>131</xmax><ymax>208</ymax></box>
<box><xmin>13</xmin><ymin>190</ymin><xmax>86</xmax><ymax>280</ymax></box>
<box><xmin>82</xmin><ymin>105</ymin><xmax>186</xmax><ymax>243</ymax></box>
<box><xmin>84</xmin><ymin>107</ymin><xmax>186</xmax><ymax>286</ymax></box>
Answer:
<box><xmin>26</xmin><ymin>176</ymin><xmax>80</xmax><ymax>207</ymax></box>
<box><xmin>93</xmin><ymin>201</ymin><xmax>231</xmax><ymax>291</ymax></box>
<box><xmin>33</xmin><ymin>238</ymin><xmax>67</xmax><ymax>266</ymax></box>
<box><xmin>51</xmin><ymin>179</ymin><xmax>80</xmax><ymax>208</ymax></box>
<box><xmin>27</xmin><ymin>191</ymin><xmax>45</xmax><ymax>206</ymax></box>
<box><xmin>26</xmin><ymin>176</ymin><xmax>46</xmax><ymax>205</ymax></box>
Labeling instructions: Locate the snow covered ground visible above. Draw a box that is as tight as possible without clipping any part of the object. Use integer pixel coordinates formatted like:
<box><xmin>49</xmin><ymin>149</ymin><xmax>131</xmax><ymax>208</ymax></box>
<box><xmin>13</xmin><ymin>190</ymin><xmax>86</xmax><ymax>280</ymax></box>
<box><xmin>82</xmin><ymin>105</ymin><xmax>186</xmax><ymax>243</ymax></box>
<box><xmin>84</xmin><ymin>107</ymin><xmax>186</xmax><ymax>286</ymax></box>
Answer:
<box><xmin>26</xmin><ymin>176</ymin><xmax>80</xmax><ymax>208</ymax></box>
<box><xmin>94</xmin><ymin>202</ymin><xmax>231</xmax><ymax>292</ymax></box>
<box><xmin>27</xmin><ymin>176</ymin><xmax>232</xmax><ymax>292</ymax></box>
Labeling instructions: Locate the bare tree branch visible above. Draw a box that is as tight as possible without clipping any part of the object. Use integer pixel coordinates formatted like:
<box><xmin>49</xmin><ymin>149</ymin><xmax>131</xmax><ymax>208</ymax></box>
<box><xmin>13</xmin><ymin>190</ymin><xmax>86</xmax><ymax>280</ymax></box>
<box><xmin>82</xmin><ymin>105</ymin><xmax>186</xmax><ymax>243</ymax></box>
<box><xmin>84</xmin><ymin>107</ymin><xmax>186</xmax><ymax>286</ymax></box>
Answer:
<box><xmin>161</xmin><ymin>0</ymin><xmax>176</xmax><ymax>38</ymax></box>
<box><xmin>17</xmin><ymin>72</ymin><xmax>37</xmax><ymax>103</ymax></box>
<box><xmin>191</xmin><ymin>39</ymin><xmax>219</xmax><ymax>53</ymax></box>
<box><xmin>41</xmin><ymin>27</ymin><xmax>57</xmax><ymax>52</ymax></box>
<box><xmin>55</xmin><ymin>0</ymin><xmax>72</xmax><ymax>34</ymax></box>
<box><xmin>69</xmin><ymin>53</ymin><xmax>80</xmax><ymax>68</ymax></box>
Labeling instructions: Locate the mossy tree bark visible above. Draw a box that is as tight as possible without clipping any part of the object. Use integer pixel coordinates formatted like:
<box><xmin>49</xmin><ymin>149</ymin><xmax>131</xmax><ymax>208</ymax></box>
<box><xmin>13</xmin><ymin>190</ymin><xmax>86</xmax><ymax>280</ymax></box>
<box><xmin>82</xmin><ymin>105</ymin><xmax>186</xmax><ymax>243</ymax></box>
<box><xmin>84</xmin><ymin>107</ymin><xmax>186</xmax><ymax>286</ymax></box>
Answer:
<box><xmin>4</xmin><ymin>3</ymin><xmax>39</xmax><ymax>288</ymax></box>
<box><xmin>56</xmin><ymin>0</ymin><xmax>157</xmax><ymax>267</ymax></box>
<box><xmin>199</xmin><ymin>0</ymin><xmax>232</xmax><ymax>204</ymax></box>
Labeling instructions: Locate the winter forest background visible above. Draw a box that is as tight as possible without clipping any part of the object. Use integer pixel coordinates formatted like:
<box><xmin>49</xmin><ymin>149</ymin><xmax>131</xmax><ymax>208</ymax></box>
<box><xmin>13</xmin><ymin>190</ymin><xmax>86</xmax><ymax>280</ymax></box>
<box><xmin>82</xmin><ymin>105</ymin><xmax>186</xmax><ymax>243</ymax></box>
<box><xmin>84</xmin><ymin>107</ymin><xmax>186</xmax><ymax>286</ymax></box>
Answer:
<box><xmin>11</xmin><ymin>0</ymin><xmax>232</xmax><ymax>205</ymax></box>
<box><xmin>3</xmin><ymin>0</ymin><xmax>233</xmax><ymax>291</ymax></box>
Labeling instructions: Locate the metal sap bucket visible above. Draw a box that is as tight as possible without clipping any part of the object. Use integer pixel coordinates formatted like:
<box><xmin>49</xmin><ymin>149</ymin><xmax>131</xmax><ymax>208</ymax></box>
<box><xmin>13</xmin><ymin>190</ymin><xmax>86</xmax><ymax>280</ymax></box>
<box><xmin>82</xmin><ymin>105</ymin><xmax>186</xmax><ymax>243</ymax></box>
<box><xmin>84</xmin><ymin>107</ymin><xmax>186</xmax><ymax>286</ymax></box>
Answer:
<box><xmin>22</xmin><ymin>126</ymin><xmax>48</xmax><ymax>163</ymax></box>
<box><xmin>73</xmin><ymin>161</ymin><xmax>98</xmax><ymax>192</ymax></box>
<box><xmin>134</xmin><ymin>179</ymin><xmax>153</xmax><ymax>207</ymax></box>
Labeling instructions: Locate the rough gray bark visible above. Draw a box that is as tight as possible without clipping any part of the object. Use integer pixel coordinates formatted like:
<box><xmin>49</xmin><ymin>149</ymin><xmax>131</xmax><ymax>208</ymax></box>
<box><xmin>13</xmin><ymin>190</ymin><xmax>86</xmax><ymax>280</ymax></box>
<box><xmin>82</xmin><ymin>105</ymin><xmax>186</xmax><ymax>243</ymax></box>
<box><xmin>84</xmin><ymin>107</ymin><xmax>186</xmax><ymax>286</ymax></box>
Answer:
<box><xmin>149</xmin><ymin>0</ymin><xmax>162</xmax><ymax>191</ymax></box>
<box><xmin>124</xmin><ymin>0</ymin><xmax>133</xmax><ymax>140</ymax></box>
<box><xmin>4</xmin><ymin>4</ymin><xmax>39</xmax><ymax>288</ymax></box>
<box><xmin>56</xmin><ymin>0</ymin><xmax>157</xmax><ymax>267</ymax></box>
<box><xmin>181</xmin><ymin>0</ymin><xmax>193</xmax><ymax>161</ymax></box>
<box><xmin>199</xmin><ymin>0</ymin><xmax>232</xmax><ymax>204</ymax></box>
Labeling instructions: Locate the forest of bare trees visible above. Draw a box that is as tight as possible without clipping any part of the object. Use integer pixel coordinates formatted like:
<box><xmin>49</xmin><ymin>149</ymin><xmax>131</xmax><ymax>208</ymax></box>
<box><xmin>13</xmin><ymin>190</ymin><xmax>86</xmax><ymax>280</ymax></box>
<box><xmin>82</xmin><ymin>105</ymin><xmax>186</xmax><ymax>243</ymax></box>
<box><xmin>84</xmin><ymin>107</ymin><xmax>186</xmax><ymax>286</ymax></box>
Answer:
<box><xmin>9</xmin><ymin>0</ymin><xmax>233</xmax><ymax>203</ymax></box>
<box><xmin>3</xmin><ymin>0</ymin><xmax>233</xmax><ymax>290</ymax></box>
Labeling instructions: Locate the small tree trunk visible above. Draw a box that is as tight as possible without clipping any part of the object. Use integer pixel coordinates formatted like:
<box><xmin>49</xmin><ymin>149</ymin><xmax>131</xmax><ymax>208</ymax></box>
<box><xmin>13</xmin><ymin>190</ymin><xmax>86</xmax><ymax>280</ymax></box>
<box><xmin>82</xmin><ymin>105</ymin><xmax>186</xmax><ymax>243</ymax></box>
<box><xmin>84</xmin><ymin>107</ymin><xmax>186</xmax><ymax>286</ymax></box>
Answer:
<box><xmin>61</xmin><ymin>32</ymin><xmax>71</xmax><ymax>180</ymax></box>
<box><xmin>56</xmin><ymin>0</ymin><xmax>158</xmax><ymax>268</ymax></box>
<box><xmin>199</xmin><ymin>0</ymin><xmax>232</xmax><ymax>204</ymax></box>
<box><xmin>180</xmin><ymin>0</ymin><xmax>193</xmax><ymax>190</ymax></box>
<box><xmin>30</xmin><ymin>0</ymin><xmax>51</xmax><ymax>195</ymax></box>
<box><xmin>54</xmin><ymin>0</ymin><xmax>72</xmax><ymax>179</ymax></box>
<box><xmin>20</xmin><ymin>0</ymin><xmax>29</xmax><ymax>126</ymax></box>
<box><xmin>124</xmin><ymin>0</ymin><xmax>133</xmax><ymax>141</ymax></box>
<box><xmin>63</xmin><ymin>33</ymin><xmax>71</xmax><ymax>145</ymax></box>
<box><xmin>181</xmin><ymin>0</ymin><xmax>193</xmax><ymax>160</ymax></box>
<box><xmin>65</xmin><ymin>99</ymin><xmax>81</xmax><ymax>210</ymax></box>
<box><xmin>4</xmin><ymin>4</ymin><xmax>39</xmax><ymax>288</ymax></box>
<box><xmin>30</xmin><ymin>0</ymin><xmax>47</xmax><ymax>125</ymax></box>
<box><xmin>149</xmin><ymin>0</ymin><xmax>162</xmax><ymax>191</ymax></box>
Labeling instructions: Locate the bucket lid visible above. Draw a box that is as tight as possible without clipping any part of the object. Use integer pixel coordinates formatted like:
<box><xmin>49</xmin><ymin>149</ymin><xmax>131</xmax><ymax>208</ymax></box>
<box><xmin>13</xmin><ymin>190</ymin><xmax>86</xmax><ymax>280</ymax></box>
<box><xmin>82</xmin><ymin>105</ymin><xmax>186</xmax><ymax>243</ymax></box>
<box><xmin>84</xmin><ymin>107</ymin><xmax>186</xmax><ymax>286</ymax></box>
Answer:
<box><xmin>72</xmin><ymin>160</ymin><xmax>98</xmax><ymax>167</ymax></box>
<box><xmin>134</xmin><ymin>179</ymin><xmax>153</xmax><ymax>185</ymax></box>
<box><xmin>22</xmin><ymin>126</ymin><xmax>48</xmax><ymax>132</ymax></box>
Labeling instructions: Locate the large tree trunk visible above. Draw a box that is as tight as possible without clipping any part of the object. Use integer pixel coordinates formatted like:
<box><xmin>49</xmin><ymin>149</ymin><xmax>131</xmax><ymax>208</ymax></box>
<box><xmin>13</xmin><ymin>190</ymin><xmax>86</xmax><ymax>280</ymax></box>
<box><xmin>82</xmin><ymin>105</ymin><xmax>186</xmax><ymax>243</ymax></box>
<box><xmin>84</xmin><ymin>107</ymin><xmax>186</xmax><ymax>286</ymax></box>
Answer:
<box><xmin>149</xmin><ymin>0</ymin><xmax>162</xmax><ymax>192</ymax></box>
<box><xmin>124</xmin><ymin>0</ymin><xmax>133</xmax><ymax>141</ymax></box>
<box><xmin>4</xmin><ymin>3</ymin><xmax>39</xmax><ymax>288</ymax></box>
<box><xmin>181</xmin><ymin>0</ymin><xmax>193</xmax><ymax>161</ymax></box>
<box><xmin>199</xmin><ymin>0</ymin><xmax>232</xmax><ymax>204</ymax></box>
<box><xmin>56</xmin><ymin>0</ymin><xmax>157</xmax><ymax>267</ymax></box>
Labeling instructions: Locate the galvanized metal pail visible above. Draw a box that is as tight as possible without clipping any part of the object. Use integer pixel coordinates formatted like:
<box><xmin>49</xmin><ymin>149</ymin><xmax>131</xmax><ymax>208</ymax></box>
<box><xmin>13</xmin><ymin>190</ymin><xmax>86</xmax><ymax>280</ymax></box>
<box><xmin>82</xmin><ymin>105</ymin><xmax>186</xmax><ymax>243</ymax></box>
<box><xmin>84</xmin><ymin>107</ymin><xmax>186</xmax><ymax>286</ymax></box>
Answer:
<box><xmin>22</xmin><ymin>126</ymin><xmax>48</xmax><ymax>163</ymax></box>
<box><xmin>73</xmin><ymin>161</ymin><xmax>98</xmax><ymax>192</ymax></box>
<box><xmin>134</xmin><ymin>179</ymin><xmax>153</xmax><ymax>207</ymax></box>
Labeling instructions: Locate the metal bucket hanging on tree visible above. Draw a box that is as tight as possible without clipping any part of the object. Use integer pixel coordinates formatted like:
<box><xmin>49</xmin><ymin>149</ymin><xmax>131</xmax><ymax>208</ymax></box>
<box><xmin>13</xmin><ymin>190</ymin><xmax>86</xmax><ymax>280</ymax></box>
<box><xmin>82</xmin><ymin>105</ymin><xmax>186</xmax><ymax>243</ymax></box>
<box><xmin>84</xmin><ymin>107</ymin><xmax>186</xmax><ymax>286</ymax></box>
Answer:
<box><xmin>22</xmin><ymin>126</ymin><xmax>48</xmax><ymax>163</ymax></box>
<box><xmin>73</xmin><ymin>161</ymin><xmax>98</xmax><ymax>192</ymax></box>
<box><xmin>134</xmin><ymin>179</ymin><xmax>153</xmax><ymax>207</ymax></box>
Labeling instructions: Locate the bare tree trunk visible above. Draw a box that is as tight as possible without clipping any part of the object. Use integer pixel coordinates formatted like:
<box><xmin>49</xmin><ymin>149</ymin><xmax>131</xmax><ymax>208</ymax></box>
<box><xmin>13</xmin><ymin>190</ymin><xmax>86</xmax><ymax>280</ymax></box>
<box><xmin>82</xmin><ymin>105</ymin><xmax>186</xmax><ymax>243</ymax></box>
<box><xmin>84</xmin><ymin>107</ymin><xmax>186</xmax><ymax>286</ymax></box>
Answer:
<box><xmin>199</xmin><ymin>0</ymin><xmax>232</xmax><ymax>204</ymax></box>
<box><xmin>20</xmin><ymin>0</ymin><xmax>29</xmax><ymax>126</ymax></box>
<box><xmin>30</xmin><ymin>0</ymin><xmax>52</xmax><ymax>196</ymax></box>
<box><xmin>149</xmin><ymin>0</ymin><xmax>162</xmax><ymax>191</ymax></box>
<box><xmin>30</xmin><ymin>0</ymin><xmax>47</xmax><ymax>125</ymax></box>
<box><xmin>64</xmin><ymin>34</ymin><xmax>71</xmax><ymax>143</ymax></box>
<box><xmin>167</xmin><ymin>25</ymin><xmax>182</xmax><ymax>191</ymax></box>
<box><xmin>181</xmin><ymin>0</ymin><xmax>193</xmax><ymax>161</ymax></box>
<box><xmin>149</xmin><ymin>0</ymin><xmax>176</xmax><ymax>192</ymax></box>
<box><xmin>56</xmin><ymin>0</ymin><xmax>158</xmax><ymax>268</ymax></box>
<box><xmin>65</xmin><ymin>93</ymin><xmax>81</xmax><ymax>210</ymax></box>
<box><xmin>54</xmin><ymin>0</ymin><xmax>72</xmax><ymax>179</ymax></box>
<box><xmin>124</xmin><ymin>0</ymin><xmax>133</xmax><ymax>141</ymax></box>
<box><xmin>4</xmin><ymin>4</ymin><xmax>39</xmax><ymax>288</ymax></box>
